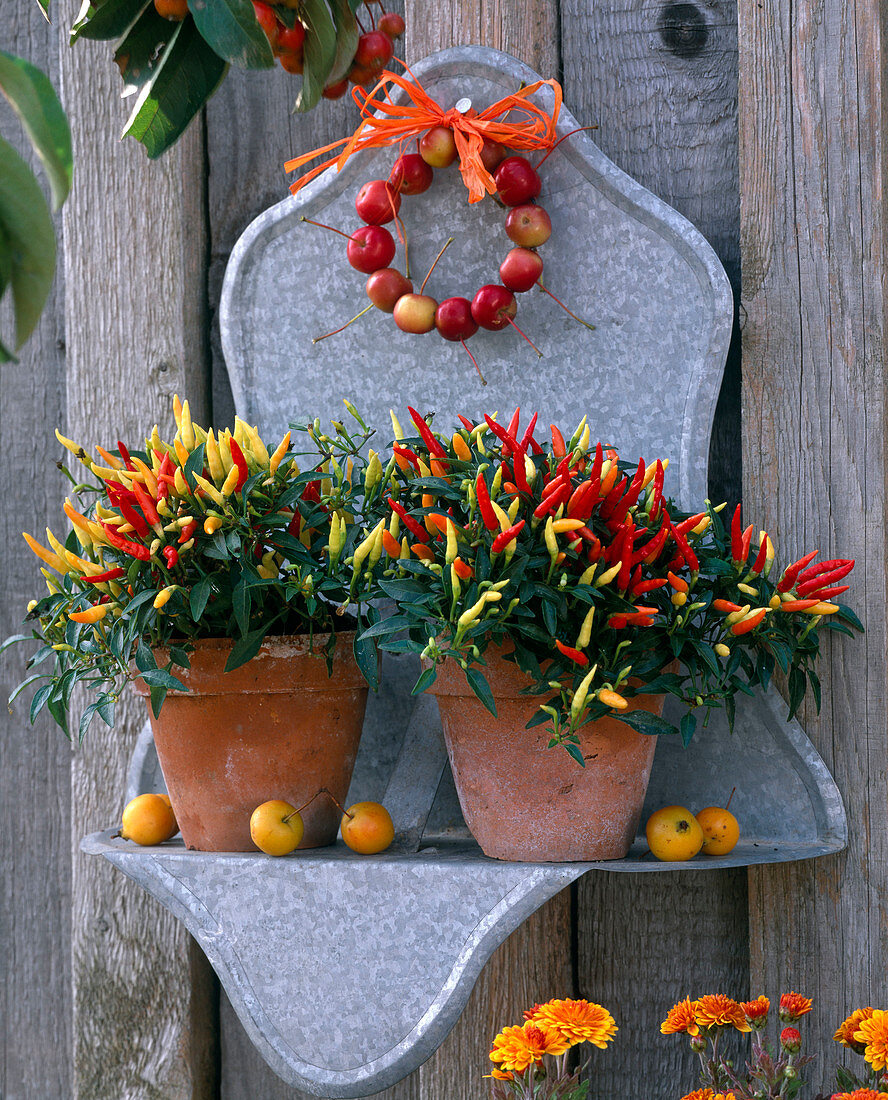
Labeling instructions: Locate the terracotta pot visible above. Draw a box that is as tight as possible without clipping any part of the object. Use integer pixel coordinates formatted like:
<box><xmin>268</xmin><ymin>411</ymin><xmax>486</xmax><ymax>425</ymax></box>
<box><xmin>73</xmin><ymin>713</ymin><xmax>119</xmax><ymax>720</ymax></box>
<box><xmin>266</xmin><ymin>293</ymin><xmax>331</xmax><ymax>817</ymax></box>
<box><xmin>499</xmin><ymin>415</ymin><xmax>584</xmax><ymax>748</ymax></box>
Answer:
<box><xmin>428</xmin><ymin>644</ymin><xmax>664</xmax><ymax>861</ymax></box>
<box><xmin>132</xmin><ymin>634</ymin><xmax>368</xmax><ymax>852</ymax></box>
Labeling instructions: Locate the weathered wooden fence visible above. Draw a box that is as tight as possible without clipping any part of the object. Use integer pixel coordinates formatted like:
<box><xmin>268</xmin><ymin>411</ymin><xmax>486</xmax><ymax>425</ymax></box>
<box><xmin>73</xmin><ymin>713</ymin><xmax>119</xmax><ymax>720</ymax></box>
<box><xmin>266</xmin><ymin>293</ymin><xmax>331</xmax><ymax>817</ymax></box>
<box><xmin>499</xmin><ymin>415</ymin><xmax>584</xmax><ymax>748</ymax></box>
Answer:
<box><xmin>1</xmin><ymin>0</ymin><xmax>884</xmax><ymax>1096</ymax></box>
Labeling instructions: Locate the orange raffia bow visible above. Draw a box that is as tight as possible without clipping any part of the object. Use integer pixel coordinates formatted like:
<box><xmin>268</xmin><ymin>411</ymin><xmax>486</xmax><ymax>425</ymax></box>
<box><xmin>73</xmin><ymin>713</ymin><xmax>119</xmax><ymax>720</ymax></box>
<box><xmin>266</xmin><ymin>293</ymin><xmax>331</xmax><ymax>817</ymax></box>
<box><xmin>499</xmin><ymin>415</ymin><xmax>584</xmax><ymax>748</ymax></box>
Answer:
<box><xmin>284</xmin><ymin>67</ymin><xmax>563</xmax><ymax>204</ymax></box>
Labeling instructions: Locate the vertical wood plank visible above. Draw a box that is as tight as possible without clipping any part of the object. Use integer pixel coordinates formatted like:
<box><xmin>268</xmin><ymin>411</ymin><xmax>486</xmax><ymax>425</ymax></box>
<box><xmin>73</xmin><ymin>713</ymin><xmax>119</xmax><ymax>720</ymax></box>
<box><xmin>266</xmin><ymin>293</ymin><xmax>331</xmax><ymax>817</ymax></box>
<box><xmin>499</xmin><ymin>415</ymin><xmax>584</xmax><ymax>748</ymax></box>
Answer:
<box><xmin>562</xmin><ymin>2</ymin><xmax>748</xmax><ymax>1094</ymax></box>
<box><xmin>739</xmin><ymin>0</ymin><xmax>888</xmax><ymax>1078</ymax></box>
<box><xmin>58</xmin><ymin>0</ymin><xmax>217</xmax><ymax>1094</ymax></box>
<box><xmin>0</xmin><ymin>5</ymin><xmax>71</xmax><ymax>1098</ymax></box>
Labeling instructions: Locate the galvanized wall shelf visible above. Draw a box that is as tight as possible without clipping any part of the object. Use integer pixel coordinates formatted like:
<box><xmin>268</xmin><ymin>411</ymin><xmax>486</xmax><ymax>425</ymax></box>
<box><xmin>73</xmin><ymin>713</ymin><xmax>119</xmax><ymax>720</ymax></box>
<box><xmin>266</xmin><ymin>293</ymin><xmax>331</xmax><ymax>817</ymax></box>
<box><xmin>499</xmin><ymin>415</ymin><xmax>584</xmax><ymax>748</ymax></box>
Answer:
<box><xmin>84</xmin><ymin>45</ymin><xmax>846</xmax><ymax>1098</ymax></box>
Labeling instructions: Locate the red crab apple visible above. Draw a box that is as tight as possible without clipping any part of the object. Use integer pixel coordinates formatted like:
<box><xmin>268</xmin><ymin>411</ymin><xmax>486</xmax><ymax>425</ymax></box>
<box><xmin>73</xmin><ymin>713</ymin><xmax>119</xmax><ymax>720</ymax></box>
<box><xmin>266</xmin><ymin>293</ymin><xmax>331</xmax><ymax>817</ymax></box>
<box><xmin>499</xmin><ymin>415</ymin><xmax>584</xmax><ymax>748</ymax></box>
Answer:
<box><xmin>252</xmin><ymin>1</ymin><xmax>280</xmax><ymax>50</ymax></box>
<box><xmin>355</xmin><ymin>179</ymin><xmax>401</xmax><ymax>225</ymax></box>
<box><xmin>435</xmin><ymin>297</ymin><xmax>478</xmax><ymax>341</ymax></box>
<box><xmin>419</xmin><ymin>126</ymin><xmax>458</xmax><ymax>168</ymax></box>
<box><xmin>346</xmin><ymin>225</ymin><xmax>396</xmax><ymax>273</ymax></box>
<box><xmin>393</xmin><ymin>293</ymin><xmax>439</xmax><ymax>333</ymax></box>
<box><xmin>377</xmin><ymin>11</ymin><xmax>405</xmax><ymax>38</ymax></box>
<box><xmin>278</xmin><ymin>22</ymin><xmax>305</xmax><ymax>52</ymax></box>
<box><xmin>389</xmin><ymin>153</ymin><xmax>434</xmax><ymax>195</ymax></box>
<box><xmin>353</xmin><ymin>30</ymin><xmax>393</xmax><ymax>72</ymax></box>
<box><xmin>494</xmin><ymin>156</ymin><xmax>542</xmax><ymax>206</ymax></box>
<box><xmin>505</xmin><ymin>203</ymin><xmax>552</xmax><ymax>247</ymax></box>
<box><xmin>366</xmin><ymin>268</ymin><xmax>413</xmax><ymax>312</ymax></box>
<box><xmin>499</xmin><ymin>247</ymin><xmax>543</xmax><ymax>293</ymax></box>
<box><xmin>471</xmin><ymin>284</ymin><xmax>517</xmax><ymax>330</ymax></box>
<box><xmin>323</xmin><ymin>78</ymin><xmax>349</xmax><ymax>100</ymax></box>
<box><xmin>480</xmin><ymin>139</ymin><xmax>507</xmax><ymax>173</ymax></box>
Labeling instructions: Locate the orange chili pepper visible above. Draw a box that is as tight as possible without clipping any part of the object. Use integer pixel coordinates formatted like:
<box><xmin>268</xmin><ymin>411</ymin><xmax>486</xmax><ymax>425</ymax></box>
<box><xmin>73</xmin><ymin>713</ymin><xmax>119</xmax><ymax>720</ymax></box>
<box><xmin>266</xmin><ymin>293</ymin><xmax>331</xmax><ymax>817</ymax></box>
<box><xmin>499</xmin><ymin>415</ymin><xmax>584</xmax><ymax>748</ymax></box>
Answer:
<box><xmin>381</xmin><ymin>530</ymin><xmax>401</xmax><ymax>557</ymax></box>
<box><xmin>730</xmin><ymin>608</ymin><xmax>767</xmax><ymax>635</ymax></box>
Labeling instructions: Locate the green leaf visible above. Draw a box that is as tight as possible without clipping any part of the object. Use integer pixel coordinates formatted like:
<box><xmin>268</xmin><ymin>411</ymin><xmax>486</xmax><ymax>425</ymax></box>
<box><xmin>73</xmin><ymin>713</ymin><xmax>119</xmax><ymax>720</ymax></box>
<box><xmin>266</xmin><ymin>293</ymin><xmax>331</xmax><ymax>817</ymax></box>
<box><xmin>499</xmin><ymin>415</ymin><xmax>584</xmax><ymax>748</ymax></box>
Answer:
<box><xmin>232</xmin><ymin>579</ymin><xmax>250</xmax><ymax>635</ymax></box>
<box><xmin>187</xmin><ymin>0</ymin><xmax>274</xmax><ymax>68</ymax></box>
<box><xmin>138</xmin><ymin>667</ymin><xmax>187</xmax><ymax>690</ymax></box>
<box><xmin>113</xmin><ymin>4</ymin><xmax>176</xmax><ymax>94</ymax></box>
<box><xmin>787</xmin><ymin>665</ymin><xmax>806</xmax><ymax>720</ymax></box>
<box><xmin>564</xmin><ymin>741</ymin><xmax>586</xmax><ymax>768</ymax></box>
<box><xmin>0</xmin><ymin>633</ymin><xmax>29</xmax><ymax>655</ymax></box>
<box><xmin>694</xmin><ymin>639</ymin><xmax>720</xmax><ymax>678</ymax></box>
<box><xmin>134</xmin><ymin>640</ymin><xmax>155</xmax><ymax>672</ymax></box>
<box><xmin>148</xmin><ymin>682</ymin><xmax>168</xmax><ymax>719</ymax></box>
<box><xmin>618</xmin><ymin>709</ymin><xmax>676</xmax><ymax>737</ymax></box>
<box><xmin>327</xmin><ymin>0</ymin><xmax>359</xmax><ymax>83</ymax></box>
<box><xmin>72</xmin><ymin>0</ymin><xmax>151</xmax><ymax>41</ymax></box>
<box><xmin>293</xmin><ymin>0</ymin><xmax>336</xmax><ymax>113</ymax></box>
<box><xmin>224</xmin><ymin>627</ymin><xmax>267</xmax><ymax>672</ymax></box>
<box><xmin>8</xmin><ymin>673</ymin><xmax>46</xmax><ymax>705</ymax></box>
<box><xmin>0</xmin><ymin>135</ymin><xmax>56</xmax><ymax>349</ymax></box>
<box><xmin>47</xmin><ymin>696</ymin><xmax>70</xmax><ymax>738</ymax></box>
<box><xmin>358</xmin><ymin>615</ymin><xmax>410</xmax><ymax>639</ymax></box>
<box><xmin>35</xmin><ymin>0</ymin><xmax>51</xmax><ymax>20</ymax></box>
<box><xmin>465</xmin><ymin>666</ymin><xmax>497</xmax><ymax>716</ymax></box>
<box><xmin>411</xmin><ymin>666</ymin><xmax>437</xmax><ymax>695</ymax></box>
<box><xmin>190</xmin><ymin>575</ymin><xmax>212</xmax><ymax>621</ymax></box>
<box><xmin>29</xmin><ymin>683</ymin><xmax>54</xmax><ymax>723</ymax></box>
<box><xmin>679</xmin><ymin>710</ymin><xmax>697</xmax><ymax>747</ymax></box>
<box><xmin>0</xmin><ymin>51</ymin><xmax>72</xmax><ymax>210</ymax></box>
<box><xmin>352</xmin><ymin>630</ymin><xmax>379</xmax><ymax>691</ymax></box>
<box><xmin>836</xmin><ymin>602</ymin><xmax>864</xmax><ymax>632</ymax></box>
<box><xmin>122</xmin><ymin>17</ymin><xmax>227</xmax><ymax>158</ymax></box>
<box><xmin>78</xmin><ymin>700</ymin><xmax>101</xmax><ymax>743</ymax></box>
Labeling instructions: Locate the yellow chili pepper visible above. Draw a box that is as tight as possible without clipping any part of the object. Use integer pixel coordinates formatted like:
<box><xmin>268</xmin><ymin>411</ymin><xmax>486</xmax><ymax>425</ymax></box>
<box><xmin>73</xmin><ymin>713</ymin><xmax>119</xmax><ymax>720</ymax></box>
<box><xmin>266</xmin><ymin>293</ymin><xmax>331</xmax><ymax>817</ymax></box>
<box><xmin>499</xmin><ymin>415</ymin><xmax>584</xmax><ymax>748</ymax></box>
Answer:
<box><xmin>457</xmin><ymin>590</ymin><xmax>502</xmax><ymax>629</ymax></box>
<box><xmin>570</xmin><ymin>663</ymin><xmax>599</xmax><ymax>721</ymax></box>
<box><xmin>552</xmin><ymin>518</ymin><xmax>585</xmax><ymax>534</ymax></box>
<box><xmin>193</xmin><ymin>473</ymin><xmax>226</xmax><ymax>508</ymax></box>
<box><xmin>724</xmin><ymin>604</ymin><xmax>752</xmax><ymax>627</ymax></box>
<box><xmin>808</xmin><ymin>601</ymin><xmax>839</xmax><ymax>615</ymax></box>
<box><xmin>544</xmin><ymin>517</ymin><xmax>558</xmax><ymax>561</ymax></box>
<box><xmin>54</xmin><ymin>429</ymin><xmax>93</xmax><ymax>468</ymax></box>
<box><xmin>153</xmin><ymin>586</ymin><xmax>176</xmax><ymax>610</ymax></box>
<box><xmin>594</xmin><ymin>562</ymin><xmax>621</xmax><ymax>588</ymax></box>
<box><xmin>327</xmin><ymin>512</ymin><xmax>344</xmax><ymax>565</ymax></box>
<box><xmin>204</xmin><ymin>516</ymin><xmax>223</xmax><ymax>535</ymax></box>
<box><xmin>352</xmin><ymin>519</ymin><xmax>384</xmax><ymax>574</ymax></box>
<box><xmin>173</xmin><ymin>468</ymin><xmax>189</xmax><ymax>496</ymax></box>
<box><xmin>598</xmin><ymin>688</ymin><xmax>628</xmax><ymax>710</ymax></box>
<box><xmin>491</xmin><ymin>465</ymin><xmax>503</xmax><ymax>495</ymax></box>
<box><xmin>445</xmin><ymin>519</ymin><xmax>459</xmax><ymax>564</ymax></box>
<box><xmin>507</xmin><ymin>497</ymin><xmax>520</xmax><ymax>523</ymax></box>
<box><xmin>220</xmin><ymin>464</ymin><xmax>240</xmax><ymax>497</ymax></box>
<box><xmin>218</xmin><ymin>430</ymin><xmax>234</xmax><ymax>475</ymax></box>
<box><xmin>68</xmin><ymin>605</ymin><xmax>108</xmax><ymax>624</ymax></box>
<box><xmin>363</xmin><ymin>450</ymin><xmax>382</xmax><ymax>493</ymax></box>
<box><xmin>576</xmin><ymin>606</ymin><xmax>595</xmax><ymax>649</ymax></box>
<box><xmin>205</xmin><ymin>431</ymin><xmax>225</xmax><ymax>484</ymax></box>
<box><xmin>579</xmin><ymin>563</ymin><xmax>597</xmax><ymax>585</ymax></box>
<box><xmin>491</xmin><ymin>499</ymin><xmax>511</xmax><ymax>533</ymax></box>
<box><xmin>715</xmin><ymin>643</ymin><xmax>731</xmax><ymax>657</ymax></box>
<box><xmin>691</xmin><ymin>515</ymin><xmax>711</xmax><ymax>536</ymax></box>
<box><xmin>737</xmin><ymin>583</ymin><xmax>759</xmax><ymax>597</ymax></box>
<box><xmin>390</xmin><ymin>410</ymin><xmax>404</xmax><ymax>440</ymax></box>
<box><xmin>671</xmin><ymin>591</ymin><xmax>688</xmax><ymax>607</ymax></box>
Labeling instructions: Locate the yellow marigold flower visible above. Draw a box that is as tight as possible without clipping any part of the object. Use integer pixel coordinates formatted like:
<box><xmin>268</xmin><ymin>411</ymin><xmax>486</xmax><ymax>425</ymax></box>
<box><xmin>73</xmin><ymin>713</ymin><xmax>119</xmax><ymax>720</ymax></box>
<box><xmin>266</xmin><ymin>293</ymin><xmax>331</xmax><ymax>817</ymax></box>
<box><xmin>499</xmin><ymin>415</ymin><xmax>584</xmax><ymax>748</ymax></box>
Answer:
<box><xmin>855</xmin><ymin>1009</ymin><xmax>888</xmax><ymax>1072</ymax></box>
<box><xmin>779</xmin><ymin>991</ymin><xmax>813</xmax><ymax>1021</ymax></box>
<box><xmin>694</xmin><ymin>994</ymin><xmax>751</xmax><ymax>1033</ymax></box>
<box><xmin>741</xmin><ymin>995</ymin><xmax>770</xmax><ymax>1023</ymax></box>
<box><xmin>834</xmin><ymin>1007</ymin><xmax>874</xmax><ymax>1050</ymax></box>
<box><xmin>529</xmin><ymin>998</ymin><xmax>618</xmax><ymax>1049</ymax></box>
<box><xmin>661</xmin><ymin>997</ymin><xmax>700</xmax><ymax>1036</ymax></box>
<box><xmin>489</xmin><ymin>1021</ymin><xmax>569</xmax><ymax>1074</ymax></box>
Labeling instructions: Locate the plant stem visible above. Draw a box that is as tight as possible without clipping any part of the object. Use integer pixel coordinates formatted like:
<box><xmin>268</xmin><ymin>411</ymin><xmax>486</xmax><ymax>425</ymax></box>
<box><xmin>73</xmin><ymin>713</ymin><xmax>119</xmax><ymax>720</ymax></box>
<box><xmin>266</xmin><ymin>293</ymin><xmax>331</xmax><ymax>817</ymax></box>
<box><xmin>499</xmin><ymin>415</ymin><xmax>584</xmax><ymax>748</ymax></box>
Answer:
<box><xmin>419</xmin><ymin>237</ymin><xmax>454</xmax><ymax>294</ymax></box>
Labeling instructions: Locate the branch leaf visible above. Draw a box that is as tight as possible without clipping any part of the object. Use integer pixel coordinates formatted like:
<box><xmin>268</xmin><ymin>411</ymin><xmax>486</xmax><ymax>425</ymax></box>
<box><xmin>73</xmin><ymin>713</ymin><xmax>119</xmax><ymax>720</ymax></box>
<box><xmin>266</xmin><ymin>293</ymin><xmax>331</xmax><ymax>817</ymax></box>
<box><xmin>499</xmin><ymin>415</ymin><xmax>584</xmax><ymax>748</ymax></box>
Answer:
<box><xmin>187</xmin><ymin>0</ymin><xmax>274</xmax><ymax>68</ymax></box>
<box><xmin>293</xmin><ymin>0</ymin><xmax>336</xmax><ymax>113</ymax></box>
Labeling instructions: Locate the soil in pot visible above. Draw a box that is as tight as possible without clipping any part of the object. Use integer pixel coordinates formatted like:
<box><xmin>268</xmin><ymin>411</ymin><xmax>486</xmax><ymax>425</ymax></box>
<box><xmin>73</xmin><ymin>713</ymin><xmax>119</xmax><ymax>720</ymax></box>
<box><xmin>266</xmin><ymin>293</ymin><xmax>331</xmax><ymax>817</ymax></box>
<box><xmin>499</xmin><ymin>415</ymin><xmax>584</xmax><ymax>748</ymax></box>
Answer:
<box><xmin>133</xmin><ymin>634</ymin><xmax>368</xmax><ymax>852</ymax></box>
<box><xmin>428</xmin><ymin>644</ymin><xmax>664</xmax><ymax>862</ymax></box>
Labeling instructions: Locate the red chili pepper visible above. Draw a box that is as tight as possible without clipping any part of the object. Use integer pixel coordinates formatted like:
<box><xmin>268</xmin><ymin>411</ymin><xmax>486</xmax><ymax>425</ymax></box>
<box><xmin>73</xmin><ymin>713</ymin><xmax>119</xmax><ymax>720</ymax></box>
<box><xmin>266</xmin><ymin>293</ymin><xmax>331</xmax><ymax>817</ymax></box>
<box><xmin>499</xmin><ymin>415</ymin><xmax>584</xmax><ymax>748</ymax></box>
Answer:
<box><xmin>155</xmin><ymin>453</ymin><xmax>174</xmax><ymax>500</ymax></box>
<box><xmin>387</xmin><ymin>497</ymin><xmax>430</xmax><ymax>543</ymax></box>
<box><xmin>731</xmin><ymin>608</ymin><xmax>767</xmax><ymax>635</ymax></box>
<box><xmin>132</xmin><ymin>480</ymin><xmax>161</xmax><ymax>528</ymax></box>
<box><xmin>750</xmin><ymin>533</ymin><xmax>770</xmax><ymax>575</ymax></box>
<box><xmin>777</xmin><ymin>550</ymin><xmax>820</xmax><ymax>592</ymax></box>
<box><xmin>649</xmin><ymin>460</ymin><xmax>665</xmax><ymax>521</ymax></box>
<box><xmin>520</xmin><ymin>412</ymin><xmax>540</xmax><ymax>453</ymax></box>
<box><xmin>567</xmin><ymin>479</ymin><xmax>594</xmax><ymax>517</ymax></box>
<box><xmin>713</xmin><ymin>599</ymin><xmax>743</xmax><ymax>613</ymax></box>
<box><xmin>673</xmin><ymin>512</ymin><xmax>707</xmax><ymax>537</ymax></box>
<box><xmin>511</xmin><ymin>447</ymin><xmax>531</xmax><ymax>495</ymax></box>
<box><xmin>302</xmin><ymin>480</ymin><xmax>321</xmax><ymax>505</ymax></box>
<box><xmin>83</xmin><ymin>567</ymin><xmax>126</xmax><ymax>584</ymax></box>
<box><xmin>102</xmin><ymin>523</ymin><xmax>150</xmax><ymax>560</ymax></box>
<box><xmin>114</xmin><ymin>440</ymin><xmax>135</xmax><ymax>471</ymax></box>
<box><xmin>555</xmin><ymin>639</ymin><xmax>589</xmax><ymax>666</ymax></box>
<box><xmin>407</xmin><ymin>406</ymin><xmax>448</xmax><ymax>460</ymax></box>
<box><xmin>778</xmin><ymin>598</ymin><xmax>822</xmax><ymax>611</ymax></box>
<box><xmin>287</xmin><ymin>510</ymin><xmax>301</xmax><ymax>537</ymax></box>
<box><xmin>622</xmin><ymin>608</ymin><xmax>657</xmax><ymax>626</ymax></box>
<box><xmin>550</xmin><ymin>424</ymin><xmax>567</xmax><ymax>458</ymax></box>
<box><xmin>587</xmin><ymin>441</ymin><xmax>604</xmax><ymax>486</ymax></box>
<box><xmin>633</xmin><ymin>519</ymin><xmax>670</xmax><ymax>565</ymax></box>
<box><xmin>178</xmin><ymin>521</ymin><xmax>197</xmax><ymax>544</ymax></box>
<box><xmin>608</xmin><ymin>459</ymin><xmax>647</xmax><ymax>526</ymax></box>
<box><xmin>617</xmin><ymin>522</ymin><xmax>635</xmax><ymax>589</ymax></box>
<box><xmin>797</xmin><ymin>558</ymin><xmax>855</xmax><ymax>583</ymax></box>
<box><xmin>484</xmin><ymin>415</ymin><xmax>516</xmax><ymax>454</ymax></box>
<box><xmin>457</xmin><ymin>414</ymin><xmax>475</xmax><ymax>432</ymax></box>
<box><xmin>739</xmin><ymin>524</ymin><xmax>754</xmax><ymax>563</ymax></box>
<box><xmin>491</xmin><ymin>520</ymin><xmax>525</xmax><ymax>554</ymax></box>
<box><xmin>506</xmin><ymin>407</ymin><xmax>521</xmax><ymax>439</ymax></box>
<box><xmin>452</xmin><ymin>557</ymin><xmax>474</xmax><ymax>581</ymax></box>
<box><xmin>116</xmin><ymin>500</ymin><xmax>150</xmax><ymax>538</ymax></box>
<box><xmin>801</xmin><ymin>584</ymin><xmax>849</xmax><ymax>600</ymax></box>
<box><xmin>797</xmin><ymin>564</ymin><xmax>854</xmax><ymax>596</ymax></box>
<box><xmin>475</xmin><ymin>472</ymin><xmax>499</xmax><ymax>531</ymax></box>
<box><xmin>162</xmin><ymin>546</ymin><xmax>179</xmax><ymax>568</ymax></box>
<box><xmin>393</xmin><ymin>443</ymin><xmax>422</xmax><ymax>472</ymax></box>
<box><xmin>730</xmin><ymin>503</ymin><xmax>743</xmax><ymax>561</ymax></box>
<box><xmin>228</xmin><ymin>438</ymin><xmax>249</xmax><ymax>492</ymax></box>
<box><xmin>600</xmin><ymin>476</ymin><xmax>628</xmax><ymax>521</ymax></box>
<box><xmin>631</xmin><ymin>577</ymin><xmax>669</xmax><ymax>596</ymax></box>
<box><xmin>532</xmin><ymin>487</ymin><xmax>569</xmax><ymax>520</ymax></box>
<box><xmin>670</xmin><ymin>521</ymin><xmax>699</xmax><ymax>572</ymax></box>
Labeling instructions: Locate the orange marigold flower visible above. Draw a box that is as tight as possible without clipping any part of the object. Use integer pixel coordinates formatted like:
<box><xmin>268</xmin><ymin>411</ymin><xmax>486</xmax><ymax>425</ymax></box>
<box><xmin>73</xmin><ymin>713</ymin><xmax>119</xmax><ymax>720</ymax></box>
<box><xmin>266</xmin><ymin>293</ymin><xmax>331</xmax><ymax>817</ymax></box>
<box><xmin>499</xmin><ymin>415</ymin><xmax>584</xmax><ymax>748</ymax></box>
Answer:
<box><xmin>680</xmin><ymin>1090</ymin><xmax>738</xmax><ymax>1100</ymax></box>
<box><xmin>834</xmin><ymin>1007</ymin><xmax>874</xmax><ymax>1050</ymax></box>
<box><xmin>779</xmin><ymin>991</ymin><xmax>813</xmax><ymax>1021</ymax></box>
<box><xmin>523</xmin><ymin>1003</ymin><xmax>544</xmax><ymax>1021</ymax></box>
<box><xmin>487</xmin><ymin>1068</ymin><xmax>514</xmax><ymax>1081</ymax></box>
<box><xmin>489</xmin><ymin>1021</ymin><xmax>570</xmax><ymax>1074</ymax></box>
<box><xmin>741</xmin><ymin>995</ymin><xmax>770</xmax><ymax>1022</ymax></box>
<box><xmin>855</xmin><ymin>1009</ymin><xmax>888</xmax><ymax>1072</ymax></box>
<box><xmin>694</xmin><ymin>994</ymin><xmax>751</xmax><ymax>1033</ymax></box>
<box><xmin>831</xmin><ymin>1091</ymin><xmax>885</xmax><ymax>1100</ymax></box>
<box><xmin>661</xmin><ymin>996</ymin><xmax>700</xmax><ymax>1036</ymax></box>
<box><xmin>530</xmin><ymin>998</ymin><xmax>618</xmax><ymax>1049</ymax></box>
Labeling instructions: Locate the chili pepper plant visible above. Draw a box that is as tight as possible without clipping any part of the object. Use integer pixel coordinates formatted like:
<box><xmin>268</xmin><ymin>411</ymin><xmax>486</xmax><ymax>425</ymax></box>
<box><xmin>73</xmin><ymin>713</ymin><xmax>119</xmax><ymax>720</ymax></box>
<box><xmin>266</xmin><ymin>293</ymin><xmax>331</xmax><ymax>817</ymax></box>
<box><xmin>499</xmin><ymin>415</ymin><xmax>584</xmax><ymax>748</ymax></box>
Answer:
<box><xmin>4</xmin><ymin>398</ymin><xmax>382</xmax><ymax>741</ymax></box>
<box><xmin>360</xmin><ymin>407</ymin><xmax>862</xmax><ymax>763</ymax></box>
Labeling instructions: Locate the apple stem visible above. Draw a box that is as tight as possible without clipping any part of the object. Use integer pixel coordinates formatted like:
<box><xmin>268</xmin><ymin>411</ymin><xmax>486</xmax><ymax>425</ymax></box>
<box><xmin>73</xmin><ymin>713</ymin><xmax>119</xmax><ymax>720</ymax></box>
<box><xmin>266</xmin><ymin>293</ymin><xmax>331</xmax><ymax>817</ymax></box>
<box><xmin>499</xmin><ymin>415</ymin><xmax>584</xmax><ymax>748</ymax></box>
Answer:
<box><xmin>461</xmin><ymin>339</ymin><xmax>487</xmax><ymax>385</ymax></box>
<box><xmin>313</xmin><ymin>304</ymin><xmax>373</xmax><ymax>343</ymax></box>
<box><xmin>536</xmin><ymin>280</ymin><xmax>596</xmax><ymax>330</ymax></box>
<box><xmin>419</xmin><ymin>236</ymin><xmax>454</xmax><ymax>294</ymax></box>
<box><xmin>506</xmin><ymin>316</ymin><xmax>543</xmax><ymax>358</ymax></box>
<box><xmin>725</xmin><ymin>786</ymin><xmax>736</xmax><ymax>811</ymax></box>
<box><xmin>300</xmin><ymin>216</ymin><xmax>354</xmax><ymax>241</ymax></box>
<box><xmin>535</xmin><ymin>125</ymin><xmax>600</xmax><ymax>171</ymax></box>
<box><xmin>391</xmin><ymin>207</ymin><xmax>410</xmax><ymax>277</ymax></box>
<box><xmin>317</xmin><ymin>786</ymin><xmax>353</xmax><ymax>820</ymax></box>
